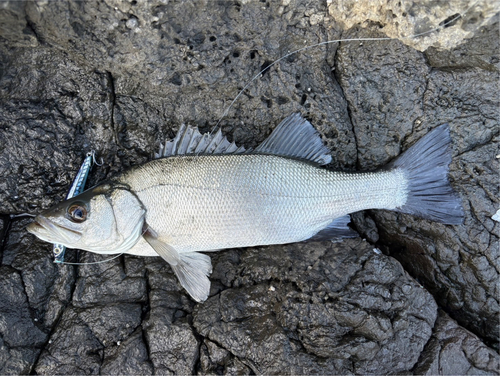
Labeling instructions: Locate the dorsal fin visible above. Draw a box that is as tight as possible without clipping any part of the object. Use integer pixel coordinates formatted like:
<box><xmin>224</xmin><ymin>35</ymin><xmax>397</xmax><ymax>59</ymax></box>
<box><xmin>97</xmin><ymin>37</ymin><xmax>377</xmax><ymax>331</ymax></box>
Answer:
<box><xmin>155</xmin><ymin>114</ymin><xmax>332</xmax><ymax>164</ymax></box>
<box><xmin>255</xmin><ymin>113</ymin><xmax>332</xmax><ymax>165</ymax></box>
<box><xmin>155</xmin><ymin>124</ymin><xmax>246</xmax><ymax>159</ymax></box>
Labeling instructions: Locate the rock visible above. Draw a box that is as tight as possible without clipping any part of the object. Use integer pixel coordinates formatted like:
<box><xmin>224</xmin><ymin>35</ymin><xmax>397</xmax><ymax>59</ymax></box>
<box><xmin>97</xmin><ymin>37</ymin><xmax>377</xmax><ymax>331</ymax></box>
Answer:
<box><xmin>336</xmin><ymin>18</ymin><xmax>499</xmax><ymax>348</ymax></box>
<box><xmin>35</xmin><ymin>307</ymin><xmax>104</xmax><ymax>375</ymax></box>
<box><xmin>328</xmin><ymin>0</ymin><xmax>500</xmax><ymax>51</ymax></box>
<box><xmin>142</xmin><ymin>258</ymin><xmax>200</xmax><ymax>374</ymax></box>
<box><xmin>194</xmin><ymin>240</ymin><xmax>438</xmax><ymax>374</ymax></box>
<box><xmin>0</xmin><ymin>0</ymin><xmax>497</xmax><ymax>374</ymax></box>
<box><xmin>72</xmin><ymin>255</ymin><xmax>148</xmax><ymax>307</ymax></box>
<box><xmin>0</xmin><ymin>48</ymin><xmax>116</xmax><ymax>214</ymax></box>
<box><xmin>0</xmin><ymin>218</ymin><xmax>75</xmax><ymax>374</ymax></box>
<box><xmin>100</xmin><ymin>329</ymin><xmax>153</xmax><ymax>375</ymax></box>
<box><xmin>2</xmin><ymin>218</ymin><xmax>76</xmax><ymax>328</ymax></box>
<box><xmin>0</xmin><ymin>216</ymin><xmax>6</xmax><ymax>259</ymax></box>
<box><xmin>0</xmin><ymin>267</ymin><xmax>46</xmax><ymax>374</ymax></box>
<box><xmin>414</xmin><ymin>310</ymin><xmax>500</xmax><ymax>375</ymax></box>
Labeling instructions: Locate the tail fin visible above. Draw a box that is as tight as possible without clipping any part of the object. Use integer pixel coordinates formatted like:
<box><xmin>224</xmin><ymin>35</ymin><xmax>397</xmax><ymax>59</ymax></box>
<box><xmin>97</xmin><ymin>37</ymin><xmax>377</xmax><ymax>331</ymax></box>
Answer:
<box><xmin>388</xmin><ymin>124</ymin><xmax>464</xmax><ymax>225</ymax></box>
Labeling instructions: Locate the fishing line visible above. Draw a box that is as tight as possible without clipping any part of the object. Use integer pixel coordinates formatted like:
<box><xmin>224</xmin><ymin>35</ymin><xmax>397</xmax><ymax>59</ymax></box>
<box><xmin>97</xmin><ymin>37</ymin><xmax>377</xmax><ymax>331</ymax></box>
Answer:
<box><xmin>200</xmin><ymin>1</ymin><xmax>478</xmax><ymax>142</ymax></box>
<box><xmin>54</xmin><ymin>252</ymin><xmax>124</xmax><ymax>265</ymax></box>
<box><xmin>10</xmin><ymin>213</ymin><xmax>36</xmax><ymax>219</ymax></box>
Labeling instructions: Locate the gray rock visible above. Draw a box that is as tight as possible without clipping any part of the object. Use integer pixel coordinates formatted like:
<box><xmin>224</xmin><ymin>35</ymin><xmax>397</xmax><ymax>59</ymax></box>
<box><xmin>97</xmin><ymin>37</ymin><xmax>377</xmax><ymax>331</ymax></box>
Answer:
<box><xmin>327</xmin><ymin>0</ymin><xmax>500</xmax><ymax>51</ymax></box>
<box><xmin>0</xmin><ymin>0</ymin><xmax>497</xmax><ymax>374</ymax></box>
<box><xmin>0</xmin><ymin>267</ymin><xmax>46</xmax><ymax>374</ymax></box>
<box><xmin>142</xmin><ymin>258</ymin><xmax>200</xmax><ymax>374</ymax></box>
<box><xmin>100</xmin><ymin>329</ymin><xmax>153</xmax><ymax>375</ymax></box>
<box><xmin>0</xmin><ymin>218</ymin><xmax>75</xmax><ymax>374</ymax></box>
<box><xmin>194</xmin><ymin>240</ymin><xmax>437</xmax><ymax>374</ymax></box>
<box><xmin>414</xmin><ymin>310</ymin><xmax>500</xmax><ymax>375</ymax></box>
<box><xmin>72</xmin><ymin>255</ymin><xmax>148</xmax><ymax>307</ymax></box>
<box><xmin>336</xmin><ymin>18</ymin><xmax>499</xmax><ymax>348</ymax></box>
<box><xmin>35</xmin><ymin>307</ymin><xmax>104</xmax><ymax>375</ymax></box>
<box><xmin>0</xmin><ymin>47</ymin><xmax>116</xmax><ymax>214</ymax></box>
<box><xmin>2</xmin><ymin>218</ymin><xmax>76</xmax><ymax>328</ymax></box>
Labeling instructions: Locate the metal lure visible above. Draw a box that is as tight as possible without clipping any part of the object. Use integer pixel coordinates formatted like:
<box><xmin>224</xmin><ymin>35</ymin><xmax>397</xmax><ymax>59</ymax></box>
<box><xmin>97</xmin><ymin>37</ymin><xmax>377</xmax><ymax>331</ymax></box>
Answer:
<box><xmin>52</xmin><ymin>151</ymin><xmax>96</xmax><ymax>263</ymax></box>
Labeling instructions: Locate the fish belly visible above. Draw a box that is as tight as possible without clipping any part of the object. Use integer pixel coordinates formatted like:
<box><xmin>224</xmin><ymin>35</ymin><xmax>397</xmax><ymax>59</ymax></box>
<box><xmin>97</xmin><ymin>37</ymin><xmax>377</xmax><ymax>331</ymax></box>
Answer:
<box><xmin>122</xmin><ymin>154</ymin><xmax>406</xmax><ymax>254</ymax></box>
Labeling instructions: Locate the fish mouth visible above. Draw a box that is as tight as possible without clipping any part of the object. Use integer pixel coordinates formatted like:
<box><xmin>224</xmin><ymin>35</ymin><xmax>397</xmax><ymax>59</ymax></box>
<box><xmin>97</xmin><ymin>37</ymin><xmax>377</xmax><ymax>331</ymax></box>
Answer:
<box><xmin>27</xmin><ymin>215</ymin><xmax>82</xmax><ymax>244</ymax></box>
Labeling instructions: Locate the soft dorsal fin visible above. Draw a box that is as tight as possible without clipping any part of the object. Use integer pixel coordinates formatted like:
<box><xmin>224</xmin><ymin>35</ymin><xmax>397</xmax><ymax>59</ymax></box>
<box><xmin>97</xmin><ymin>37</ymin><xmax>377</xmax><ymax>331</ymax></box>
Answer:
<box><xmin>155</xmin><ymin>124</ymin><xmax>246</xmax><ymax>158</ymax></box>
<box><xmin>255</xmin><ymin>113</ymin><xmax>332</xmax><ymax>165</ymax></box>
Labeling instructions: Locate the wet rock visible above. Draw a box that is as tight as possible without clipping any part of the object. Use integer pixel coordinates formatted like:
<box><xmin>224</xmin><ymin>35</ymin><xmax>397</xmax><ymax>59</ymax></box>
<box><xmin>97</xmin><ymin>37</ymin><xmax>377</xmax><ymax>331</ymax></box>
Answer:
<box><xmin>414</xmin><ymin>310</ymin><xmax>500</xmax><ymax>375</ymax></box>
<box><xmin>100</xmin><ymin>329</ymin><xmax>153</xmax><ymax>375</ymax></box>
<box><xmin>336</xmin><ymin>19</ymin><xmax>499</xmax><ymax>348</ymax></box>
<box><xmin>0</xmin><ymin>218</ymin><xmax>75</xmax><ymax>374</ymax></box>
<box><xmin>328</xmin><ymin>0</ymin><xmax>500</xmax><ymax>51</ymax></box>
<box><xmin>35</xmin><ymin>278</ymin><xmax>146</xmax><ymax>374</ymax></box>
<box><xmin>0</xmin><ymin>266</ymin><xmax>46</xmax><ymax>374</ymax></box>
<box><xmin>35</xmin><ymin>307</ymin><xmax>104</xmax><ymax>375</ymax></box>
<box><xmin>0</xmin><ymin>216</ymin><xmax>6</xmax><ymax>261</ymax></box>
<box><xmin>0</xmin><ymin>47</ymin><xmax>116</xmax><ymax>214</ymax></box>
<box><xmin>144</xmin><ymin>316</ymin><xmax>199</xmax><ymax>375</ymax></box>
<box><xmin>142</xmin><ymin>258</ymin><xmax>200</xmax><ymax>374</ymax></box>
<box><xmin>2</xmin><ymin>218</ymin><xmax>76</xmax><ymax>328</ymax></box>
<box><xmin>0</xmin><ymin>340</ymin><xmax>40</xmax><ymax>375</ymax></box>
<box><xmin>0</xmin><ymin>0</ymin><xmax>497</xmax><ymax>374</ymax></box>
<box><xmin>194</xmin><ymin>240</ymin><xmax>438</xmax><ymax>374</ymax></box>
<box><xmin>72</xmin><ymin>255</ymin><xmax>148</xmax><ymax>307</ymax></box>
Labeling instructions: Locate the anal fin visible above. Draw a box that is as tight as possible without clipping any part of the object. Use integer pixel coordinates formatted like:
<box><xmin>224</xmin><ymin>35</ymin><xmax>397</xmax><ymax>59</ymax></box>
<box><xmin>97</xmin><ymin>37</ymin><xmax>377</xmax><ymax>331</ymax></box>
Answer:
<box><xmin>309</xmin><ymin>215</ymin><xmax>358</xmax><ymax>241</ymax></box>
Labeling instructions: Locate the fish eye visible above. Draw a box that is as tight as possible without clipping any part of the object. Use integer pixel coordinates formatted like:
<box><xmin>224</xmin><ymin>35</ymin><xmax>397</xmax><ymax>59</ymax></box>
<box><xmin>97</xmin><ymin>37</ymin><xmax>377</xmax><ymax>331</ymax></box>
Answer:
<box><xmin>67</xmin><ymin>204</ymin><xmax>87</xmax><ymax>223</ymax></box>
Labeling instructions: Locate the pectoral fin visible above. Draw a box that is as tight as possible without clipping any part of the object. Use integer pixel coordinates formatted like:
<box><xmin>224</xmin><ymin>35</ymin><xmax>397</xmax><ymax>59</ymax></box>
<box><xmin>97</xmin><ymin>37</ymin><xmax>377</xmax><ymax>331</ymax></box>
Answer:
<box><xmin>142</xmin><ymin>225</ymin><xmax>212</xmax><ymax>302</ymax></box>
<box><xmin>171</xmin><ymin>252</ymin><xmax>213</xmax><ymax>302</ymax></box>
<box><xmin>142</xmin><ymin>226</ymin><xmax>179</xmax><ymax>265</ymax></box>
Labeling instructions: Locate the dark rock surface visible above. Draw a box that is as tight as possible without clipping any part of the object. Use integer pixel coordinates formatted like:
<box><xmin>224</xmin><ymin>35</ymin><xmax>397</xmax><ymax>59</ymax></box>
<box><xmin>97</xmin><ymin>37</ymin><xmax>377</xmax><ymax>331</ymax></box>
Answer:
<box><xmin>0</xmin><ymin>0</ymin><xmax>498</xmax><ymax>374</ymax></box>
<box><xmin>414</xmin><ymin>310</ymin><xmax>500</xmax><ymax>375</ymax></box>
<box><xmin>194</xmin><ymin>241</ymin><xmax>437</xmax><ymax>374</ymax></box>
<box><xmin>337</xmin><ymin>19</ymin><xmax>500</xmax><ymax>349</ymax></box>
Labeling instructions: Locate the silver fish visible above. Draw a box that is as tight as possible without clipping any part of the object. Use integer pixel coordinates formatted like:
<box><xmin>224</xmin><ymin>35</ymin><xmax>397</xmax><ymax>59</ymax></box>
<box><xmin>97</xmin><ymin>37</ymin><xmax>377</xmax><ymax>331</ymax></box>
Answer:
<box><xmin>27</xmin><ymin>114</ymin><xmax>464</xmax><ymax>302</ymax></box>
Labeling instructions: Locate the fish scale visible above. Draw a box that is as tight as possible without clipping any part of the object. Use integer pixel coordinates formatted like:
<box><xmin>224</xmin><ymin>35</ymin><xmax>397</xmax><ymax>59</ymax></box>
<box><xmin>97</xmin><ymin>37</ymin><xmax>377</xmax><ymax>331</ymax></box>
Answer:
<box><xmin>119</xmin><ymin>154</ymin><xmax>406</xmax><ymax>254</ymax></box>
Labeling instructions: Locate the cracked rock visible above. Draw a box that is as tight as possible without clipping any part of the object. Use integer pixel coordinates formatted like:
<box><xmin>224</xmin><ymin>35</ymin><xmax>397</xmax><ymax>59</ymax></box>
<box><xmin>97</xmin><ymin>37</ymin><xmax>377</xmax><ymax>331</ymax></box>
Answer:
<box><xmin>194</xmin><ymin>240</ymin><xmax>438</xmax><ymax>374</ymax></box>
<box><xmin>336</xmin><ymin>18</ymin><xmax>499</xmax><ymax>349</ymax></box>
<box><xmin>100</xmin><ymin>329</ymin><xmax>153</xmax><ymax>375</ymax></box>
<box><xmin>414</xmin><ymin>310</ymin><xmax>500</xmax><ymax>375</ymax></box>
<box><xmin>0</xmin><ymin>0</ymin><xmax>497</xmax><ymax>374</ymax></box>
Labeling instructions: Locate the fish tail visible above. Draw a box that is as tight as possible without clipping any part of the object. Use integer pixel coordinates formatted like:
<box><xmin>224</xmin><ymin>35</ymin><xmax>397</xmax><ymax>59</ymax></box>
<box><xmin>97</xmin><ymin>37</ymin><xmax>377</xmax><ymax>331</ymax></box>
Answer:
<box><xmin>388</xmin><ymin>124</ymin><xmax>464</xmax><ymax>224</ymax></box>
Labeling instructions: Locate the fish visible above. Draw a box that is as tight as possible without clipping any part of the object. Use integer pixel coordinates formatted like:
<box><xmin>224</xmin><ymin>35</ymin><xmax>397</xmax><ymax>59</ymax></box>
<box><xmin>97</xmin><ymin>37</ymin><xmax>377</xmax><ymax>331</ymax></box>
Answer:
<box><xmin>27</xmin><ymin>113</ymin><xmax>464</xmax><ymax>302</ymax></box>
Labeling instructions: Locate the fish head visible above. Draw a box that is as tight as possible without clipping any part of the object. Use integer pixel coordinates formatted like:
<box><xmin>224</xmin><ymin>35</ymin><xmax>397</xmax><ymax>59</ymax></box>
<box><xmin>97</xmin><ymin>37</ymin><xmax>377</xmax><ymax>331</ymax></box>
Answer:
<box><xmin>27</xmin><ymin>183</ymin><xmax>146</xmax><ymax>254</ymax></box>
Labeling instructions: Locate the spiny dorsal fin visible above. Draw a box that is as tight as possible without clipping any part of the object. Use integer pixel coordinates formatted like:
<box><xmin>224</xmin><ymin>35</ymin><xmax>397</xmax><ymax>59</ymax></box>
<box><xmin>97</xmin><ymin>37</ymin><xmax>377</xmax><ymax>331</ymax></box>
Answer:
<box><xmin>155</xmin><ymin>124</ymin><xmax>246</xmax><ymax>158</ymax></box>
<box><xmin>255</xmin><ymin>113</ymin><xmax>332</xmax><ymax>165</ymax></box>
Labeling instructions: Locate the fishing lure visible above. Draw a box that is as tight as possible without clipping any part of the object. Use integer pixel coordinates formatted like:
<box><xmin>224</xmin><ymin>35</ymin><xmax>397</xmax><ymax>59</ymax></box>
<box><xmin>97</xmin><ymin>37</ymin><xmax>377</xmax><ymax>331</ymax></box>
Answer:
<box><xmin>52</xmin><ymin>151</ymin><xmax>95</xmax><ymax>263</ymax></box>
